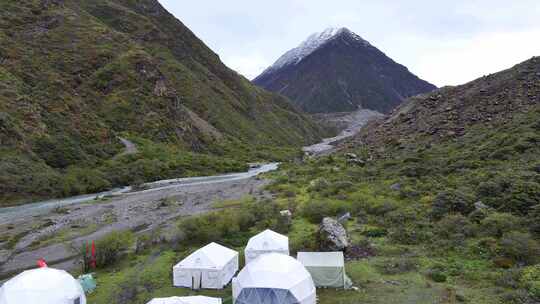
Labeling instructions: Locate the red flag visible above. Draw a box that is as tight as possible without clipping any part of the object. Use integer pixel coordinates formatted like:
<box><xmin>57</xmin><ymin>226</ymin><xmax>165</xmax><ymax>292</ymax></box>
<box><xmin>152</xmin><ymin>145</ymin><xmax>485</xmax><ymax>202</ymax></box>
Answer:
<box><xmin>37</xmin><ymin>258</ymin><xmax>47</xmax><ymax>268</ymax></box>
<box><xmin>90</xmin><ymin>240</ymin><xmax>96</xmax><ymax>269</ymax></box>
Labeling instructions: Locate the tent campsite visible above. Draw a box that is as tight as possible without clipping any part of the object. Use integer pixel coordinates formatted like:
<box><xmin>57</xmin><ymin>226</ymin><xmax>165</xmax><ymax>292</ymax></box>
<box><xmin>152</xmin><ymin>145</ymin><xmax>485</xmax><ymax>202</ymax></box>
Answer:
<box><xmin>244</xmin><ymin>229</ymin><xmax>289</xmax><ymax>264</ymax></box>
<box><xmin>173</xmin><ymin>242</ymin><xmax>239</xmax><ymax>289</ymax></box>
<box><xmin>0</xmin><ymin>267</ymin><xmax>86</xmax><ymax>304</ymax></box>
<box><xmin>297</xmin><ymin>252</ymin><xmax>352</xmax><ymax>289</ymax></box>
<box><xmin>232</xmin><ymin>253</ymin><xmax>316</xmax><ymax>304</ymax></box>
<box><xmin>147</xmin><ymin>295</ymin><xmax>222</xmax><ymax>304</ymax></box>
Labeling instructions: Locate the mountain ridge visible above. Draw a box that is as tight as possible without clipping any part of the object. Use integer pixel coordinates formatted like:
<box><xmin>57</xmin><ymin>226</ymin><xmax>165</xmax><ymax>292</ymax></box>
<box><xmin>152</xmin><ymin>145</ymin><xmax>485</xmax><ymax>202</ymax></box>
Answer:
<box><xmin>0</xmin><ymin>0</ymin><xmax>326</xmax><ymax>205</ymax></box>
<box><xmin>253</xmin><ymin>27</ymin><xmax>437</xmax><ymax>114</ymax></box>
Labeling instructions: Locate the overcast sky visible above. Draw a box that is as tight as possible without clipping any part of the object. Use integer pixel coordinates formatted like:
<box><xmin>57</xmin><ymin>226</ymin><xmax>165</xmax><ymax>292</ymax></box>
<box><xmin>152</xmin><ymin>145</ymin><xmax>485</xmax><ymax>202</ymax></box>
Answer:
<box><xmin>159</xmin><ymin>0</ymin><xmax>540</xmax><ymax>87</ymax></box>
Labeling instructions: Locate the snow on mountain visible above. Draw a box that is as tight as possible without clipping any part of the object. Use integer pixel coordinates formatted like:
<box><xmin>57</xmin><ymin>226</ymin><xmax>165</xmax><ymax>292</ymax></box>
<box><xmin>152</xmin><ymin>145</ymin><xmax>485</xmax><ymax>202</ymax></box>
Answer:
<box><xmin>258</xmin><ymin>27</ymin><xmax>370</xmax><ymax>77</ymax></box>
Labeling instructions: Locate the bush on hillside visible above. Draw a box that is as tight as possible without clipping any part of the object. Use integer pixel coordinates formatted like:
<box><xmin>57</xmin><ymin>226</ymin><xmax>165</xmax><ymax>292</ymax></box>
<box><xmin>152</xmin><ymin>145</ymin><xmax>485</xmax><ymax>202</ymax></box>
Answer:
<box><xmin>300</xmin><ymin>200</ymin><xmax>350</xmax><ymax>224</ymax></box>
<box><xmin>431</xmin><ymin>190</ymin><xmax>474</xmax><ymax>220</ymax></box>
<box><xmin>521</xmin><ymin>265</ymin><xmax>540</xmax><ymax>300</ymax></box>
<box><xmin>375</xmin><ymin>257</ymin><xmax>418</xmax><ymax>275</ymax></box>
<box><xmin>479</xmin><ymin>212</ymin><xmax>523</xmax><ymax>238</ymax></box>
<box><xmin>529</xmin><ymin>205</ymin><xmax>540</xmax><ymax>238</ymax></box>
<box><xmin>477</xmin><ymin>177</ymin><xmax>540</xmax><ymax>215</ymax></box>
<box><xmin>177</xmin><ymin>199</ymin><xmax>289</xmax><ymax>246</ymax></box>
<box><xmin>94</xmin><ymin>230</ymin><xmax>134</xmax><ymax>268</ymax></box>
<box><xmin>435</xmin><ymin>214</ymin><xmax>475</xmax><ymax>239</ymax></box>
<box><xmin>499</xmin><ymin>232</ymin><xmax>540</xmax><ymax>265</ymax></box>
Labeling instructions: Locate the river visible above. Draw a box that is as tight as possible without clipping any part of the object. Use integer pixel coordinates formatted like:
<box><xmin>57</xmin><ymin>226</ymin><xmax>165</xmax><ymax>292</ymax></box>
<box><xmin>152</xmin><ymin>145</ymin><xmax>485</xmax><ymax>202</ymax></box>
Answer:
<box><xmin>0</xmin><ymin>163</ymin><xmax>279</xmax><ymax>225</ymax></box>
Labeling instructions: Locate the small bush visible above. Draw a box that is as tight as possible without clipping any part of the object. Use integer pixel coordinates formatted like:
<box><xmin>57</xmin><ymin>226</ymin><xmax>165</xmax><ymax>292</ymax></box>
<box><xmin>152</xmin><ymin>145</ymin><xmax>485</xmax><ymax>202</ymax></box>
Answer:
<box><xmin>499</xmin><ymin>232</ymin><xmax>540</xmax><ymax>265</ymax></box>
<box><xmin>479</xmin><ymin>212</ymin><xmax>523</xmax><ymax>238</ymax></box>
<box><xmin>94</xmin><ymin>230</ymin><xmax>134</xmax><ymax>268</ymax></box>
<box><xmin>300</xmin><ymin>200</ymin><xmax>349</xmax><ymax>224</ymax></box>
<box><xmin>521</xmin><ymin>265</ymin><xmax>540</xmax><ymax>299</ymax></box>
<box><xmin>389</xmin><ymin>225</ymin><xmax>433</xmax><ymax>245</ymax></box>
<box><xmin>431</xmin><ymin>190</ymin><xmax>474</xmax><ymax>220</ymax></box>
<box><xmin>529</xmin><ymin>205</ymin><xmax>540</xmax><ymax>238</ymax></box>
<box><xmin>496</xmin><ymin>268</ymin><xmax>522</xmax><ymax>289</ymax></box>
<box><xmin>376</xmin><ymin>257</ymin><xmax>418</xmax><ymax>275</ymax></box>
<box><xmin>307</xmin><ymin>177</ymin><xmax>330</xmax><ymax>193</ymax></box>
<box><xmin>435</xmin><ymin>214</ymin><xmax>474</xmax><ymax>239</ymax></box>
<box><xmin>362</xmin><ymin>227</ymin><xmax>388</xmax><ymax>238</ymax></box>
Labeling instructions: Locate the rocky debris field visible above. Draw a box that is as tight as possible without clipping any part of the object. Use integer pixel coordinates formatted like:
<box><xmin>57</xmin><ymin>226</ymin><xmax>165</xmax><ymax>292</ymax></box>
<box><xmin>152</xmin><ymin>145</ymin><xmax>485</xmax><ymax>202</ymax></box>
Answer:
<box><xmin>0</xmin><ymin>176</ymin><xmax>271</xmax><ymax>280</ymax></box>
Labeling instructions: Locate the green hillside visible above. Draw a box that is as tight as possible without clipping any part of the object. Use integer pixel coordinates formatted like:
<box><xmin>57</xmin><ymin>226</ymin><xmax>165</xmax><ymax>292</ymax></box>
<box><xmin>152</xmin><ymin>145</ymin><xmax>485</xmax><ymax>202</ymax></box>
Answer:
<box><xmin>0</xmin><ymin>0</ymin><xmax>326</xmax><ymax>206</ymax></box>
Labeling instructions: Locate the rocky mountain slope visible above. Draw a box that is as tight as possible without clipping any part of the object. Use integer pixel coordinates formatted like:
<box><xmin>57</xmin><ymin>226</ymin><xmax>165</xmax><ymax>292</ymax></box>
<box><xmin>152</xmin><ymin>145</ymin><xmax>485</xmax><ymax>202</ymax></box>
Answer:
<box><xmin>355</xmin><ymin>57</ymin><xmax>540</xmax><ymax>150</ymax></box>
<box><xmin>261</xmin><ymin>57</ymin><xmax>540</xmax><ymax>303</ymax></box>
<box><xmin>0</xmin><ymin>0</ymin><xmax>325</xmax><ymax>205</ymax></box>
<box><xmin>253</xmin><ymin>27</ymin><xmax>436</xmax><ymax>114</ymax></box>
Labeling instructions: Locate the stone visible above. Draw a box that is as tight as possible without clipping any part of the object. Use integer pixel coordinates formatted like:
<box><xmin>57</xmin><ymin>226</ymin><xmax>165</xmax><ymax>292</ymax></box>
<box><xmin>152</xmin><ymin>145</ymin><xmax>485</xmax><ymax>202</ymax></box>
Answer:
<box><xmin>347</xmin><ymin>158</ymin><xmax>365</xmax><ymax>166</ymax></box>
<box><xmin>0</xmin><ymin>250</ymin><xmax>11</xmax><ymax>265</ymax></box>
<box><xmin>337</xmin><ymin>212</ymin><xmax>352</xmax><ymax>223</ymax></box>
<box><xmin>345</xmin><ymin>153</ymin><xmax>358</xmax><ymax>159</ymax></box>
<box><xmin>474</xmin><ymin>201</ymin><xmax>490</xmax><ymax>210</ymax></box>
<box><xmin>318</xmin><ymin>217</ymin><xmax>349</xmax><ymax>251</ymax></box>
<box><xmin>390</xmin><ymin>183</ymin><xmax>401</xmax><ymax>191</ymax></box>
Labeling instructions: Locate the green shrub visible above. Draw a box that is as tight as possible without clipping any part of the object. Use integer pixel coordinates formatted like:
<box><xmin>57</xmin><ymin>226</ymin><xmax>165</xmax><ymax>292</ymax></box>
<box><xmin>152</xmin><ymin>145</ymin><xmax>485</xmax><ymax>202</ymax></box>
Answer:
<box><xmin>300</xmin><ymin>200</ymin><xmax>349</xmax><ymax>224</ymax></box>
<box><xmin>431</xmin><ymin>190</ymin><xmax>474</xmax><ymax>220</ymax></box>
<box><xmin>362</xmin><ymin>227</ymin><xmax>388</xmax><ymax>238</ymax></box>
<box><xmin>307</xmin><ymin>177</ymin><xmax>330</xmax><ymax>193</ymax></box>
<box><xmin>389</xmin><ymin>224</ymin><xmax>433</xmax><ymax>245</ymax></box>
<box><xmin>427</xmin><ymin>268</ymin><xmax>447</xmax><ymax>282</ymax></box>
<box><xmin>95</xmin><ymin>230</ymin><xmax>134</xmax><ymax>268</ymax></box>
<box><xmin>499</xmin><ymin>232</ymin><xmax>540</xmax><ymax>265</ymax></box>
<box><xmin>375</xmin><ymin>257</ymin><xmax>418</xmax><ymax>275</ymax></box>
<box><xmin>529</xmin><ymin>205</ymin><xmax>540</xmax><ymax>238</ymax></box>
<box><xmin>479</xmin><ymin>212</ymin><xmax>523</xmax><ymax>238</ymax></box>
<box><xmin>177</xmin><ymin>199</ymin><xmax>287</xmax><ymax>246</ymax></box>
<box><xmin>435</xmin><ymin>214</ymin><xmax>474</xmax><ymax>239</ymax></box>
<box><xmin>521</xmin><ymin>265</ymin><xmax>540</xmax><ymax>299</ymax></box>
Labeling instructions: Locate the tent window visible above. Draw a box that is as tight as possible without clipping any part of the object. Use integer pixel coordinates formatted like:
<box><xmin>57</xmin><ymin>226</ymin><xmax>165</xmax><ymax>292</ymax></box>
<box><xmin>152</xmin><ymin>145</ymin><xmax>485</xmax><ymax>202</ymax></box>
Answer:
<box><xmin>208</xmin><ymin>271</ymin><xmax>218</xmax><ymax>279</ymax></box>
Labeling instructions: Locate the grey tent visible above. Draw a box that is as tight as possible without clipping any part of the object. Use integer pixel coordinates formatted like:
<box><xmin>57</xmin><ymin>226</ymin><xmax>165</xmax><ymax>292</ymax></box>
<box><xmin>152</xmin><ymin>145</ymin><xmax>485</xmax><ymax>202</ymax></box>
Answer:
<box><xmin>297</xmin><ymin>252</ymin><xmax>352</xmax><ymax>289</ymax></box>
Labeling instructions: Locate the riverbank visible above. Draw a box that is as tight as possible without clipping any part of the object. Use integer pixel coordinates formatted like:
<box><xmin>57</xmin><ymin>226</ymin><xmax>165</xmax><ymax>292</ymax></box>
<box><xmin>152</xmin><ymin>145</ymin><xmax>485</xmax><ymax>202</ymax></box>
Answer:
<box><xmin>0</xmin><ymin>164</ymin><xmax>278</xmax><ymax>279</ymax></box>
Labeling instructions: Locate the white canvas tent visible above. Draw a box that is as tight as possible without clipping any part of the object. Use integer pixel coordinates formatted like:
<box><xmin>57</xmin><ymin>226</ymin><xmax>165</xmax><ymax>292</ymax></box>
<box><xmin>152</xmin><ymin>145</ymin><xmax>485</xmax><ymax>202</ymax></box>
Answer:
<box><xmin>0</xmin><ymin>267</ymin><xmax>86</xmax><ymax>304</ymax></box>
<box><xmin>173</xmin><ymin>242</ymin><xmax>238</xmax><ymax>289</ymax></box>
<box><xmin>297</xmin><ymin>252</ymin><xmax>352</xmax><ymax>288</ymax></box>
<box><xmin>232</xmin><ymin>253</ymin><xmax>316</xmax><ymax>304</ymax></box>
<box><xmin>245</xmin><ymin>229</ymin><xmax>289</xmax><ymax>264</ymax></box>
<box><xmin>147</xmin><ymin>296</ymin><xmax>222</xmax><ymax>304</ymax></box>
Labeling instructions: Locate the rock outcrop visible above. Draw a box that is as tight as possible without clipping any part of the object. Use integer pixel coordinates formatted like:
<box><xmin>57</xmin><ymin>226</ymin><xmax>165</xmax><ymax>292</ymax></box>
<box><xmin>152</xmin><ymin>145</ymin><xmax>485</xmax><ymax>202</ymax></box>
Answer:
<box><xmin>318</xmin><ymin>217</ymin><xmax>349</xmax><ymax>251</ymax></box>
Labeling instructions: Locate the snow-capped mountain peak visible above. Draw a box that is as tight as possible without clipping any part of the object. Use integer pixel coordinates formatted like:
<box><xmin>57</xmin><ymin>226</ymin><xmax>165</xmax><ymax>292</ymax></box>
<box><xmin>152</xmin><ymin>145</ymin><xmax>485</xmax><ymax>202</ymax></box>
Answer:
<box><xmin>259</xmin><ymin>27</ymin><xmax>370</xmax><ymax>77</ymax></box>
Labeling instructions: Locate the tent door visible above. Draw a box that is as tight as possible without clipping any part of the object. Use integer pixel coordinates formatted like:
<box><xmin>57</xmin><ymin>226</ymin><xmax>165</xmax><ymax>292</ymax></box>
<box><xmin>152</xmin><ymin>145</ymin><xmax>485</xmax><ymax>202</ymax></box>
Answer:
<box><xmin>192</xmin><ymin>271</ymin><xmax>202</xmax><ymax>290</ymax></box>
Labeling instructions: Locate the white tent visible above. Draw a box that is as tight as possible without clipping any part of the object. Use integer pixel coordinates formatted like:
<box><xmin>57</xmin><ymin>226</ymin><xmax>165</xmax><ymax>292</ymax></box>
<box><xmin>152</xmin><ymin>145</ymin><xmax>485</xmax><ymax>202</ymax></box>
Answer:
<box><xmin>232</xmin><ymin>253</ymin><xmax>316</xmax><ymax>304</ymax></box>
<box><xmin>147</xmin><ymin>296</ymin><xmax>222</xmax><ymax>304</ymax></box>
<box><xmin>245</xmin><ymin>229</ymin><xmax>289</xmax><ymax>264</ymax></box>
<box><xmin>173</xmin><ymin>242</ymin><xmax>239</xmax><ymax>289</ymax></box>
<box><xmin>297</xmin><ymin>252</ymin><xmax>352</xmax><ymax>288</ymax></box>
<box><xmin>0</xmin><ymin>267</ymin><xmax>86</xmax><ymax>304</ymax></box>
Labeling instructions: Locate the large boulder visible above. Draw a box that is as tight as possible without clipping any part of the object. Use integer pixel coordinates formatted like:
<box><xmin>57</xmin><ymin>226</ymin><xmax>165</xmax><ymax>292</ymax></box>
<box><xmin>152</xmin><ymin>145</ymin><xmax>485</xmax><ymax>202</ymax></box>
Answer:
<box><xmin>318</xmin><ymin>217</ymin><xmax>349</xmax><ymax>251</ymax></box>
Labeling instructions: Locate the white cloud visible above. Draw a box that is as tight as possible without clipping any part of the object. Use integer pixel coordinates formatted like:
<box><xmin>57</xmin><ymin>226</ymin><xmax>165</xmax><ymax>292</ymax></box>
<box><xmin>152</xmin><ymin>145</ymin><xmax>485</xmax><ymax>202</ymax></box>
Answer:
<box><xmin>159</xmin><ymin>0</ymin><xmax>540</xmax><ymax>86</ymax></box>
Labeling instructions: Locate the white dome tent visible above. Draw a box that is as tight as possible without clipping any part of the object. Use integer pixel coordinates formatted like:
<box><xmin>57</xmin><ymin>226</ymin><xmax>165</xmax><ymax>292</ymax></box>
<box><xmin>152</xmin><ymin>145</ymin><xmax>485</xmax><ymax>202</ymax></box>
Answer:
<box><xmin>0</xmin><ymin>267</ymin><xmax>86</xmax><ymax>304</ymax></box>
<box><xmin>173</xmin><ymin>242</ymin><xmax>239</xmax><ymax>290</ymax></box>
<box><xmin>232</xmin><ymin>253</ymin><xmax>316</xmax><ymax>304</ymax></box>
<box><xmin>147</xmin><ymin>295</ymin><xmax>222</xmax><ymax>304</ymax></box>
<box><xmin>244</xmin><ymin>229</ymin><xmax>289</xmax><ymax>264</ymax></box>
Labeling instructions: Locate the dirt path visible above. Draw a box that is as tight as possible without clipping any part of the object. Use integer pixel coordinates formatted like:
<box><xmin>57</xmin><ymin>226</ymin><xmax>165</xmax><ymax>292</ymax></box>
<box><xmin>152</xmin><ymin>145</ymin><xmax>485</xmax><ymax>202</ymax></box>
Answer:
<box><xmin>0</xmin><ymin>175</ymin><xmax>271</xmax><ymax>279</ymax></box>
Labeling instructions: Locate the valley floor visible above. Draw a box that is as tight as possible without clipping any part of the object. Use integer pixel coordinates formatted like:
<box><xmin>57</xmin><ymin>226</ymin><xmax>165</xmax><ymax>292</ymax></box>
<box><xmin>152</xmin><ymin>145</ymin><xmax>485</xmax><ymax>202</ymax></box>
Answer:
<box><xmin>0</xmin><ymin>175</ymin><xmax>271</xmax><ymax>280</ymax></box>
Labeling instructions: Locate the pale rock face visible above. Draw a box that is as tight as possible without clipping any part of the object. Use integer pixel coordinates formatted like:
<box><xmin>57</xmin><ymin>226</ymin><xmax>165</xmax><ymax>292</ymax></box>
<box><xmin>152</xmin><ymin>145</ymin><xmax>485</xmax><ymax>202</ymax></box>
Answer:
<box><xmin>319</xmin><ymin>217</ymin><xmax>349</xmax><ymax>251</ymax></box>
